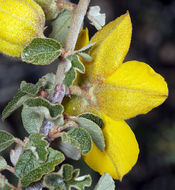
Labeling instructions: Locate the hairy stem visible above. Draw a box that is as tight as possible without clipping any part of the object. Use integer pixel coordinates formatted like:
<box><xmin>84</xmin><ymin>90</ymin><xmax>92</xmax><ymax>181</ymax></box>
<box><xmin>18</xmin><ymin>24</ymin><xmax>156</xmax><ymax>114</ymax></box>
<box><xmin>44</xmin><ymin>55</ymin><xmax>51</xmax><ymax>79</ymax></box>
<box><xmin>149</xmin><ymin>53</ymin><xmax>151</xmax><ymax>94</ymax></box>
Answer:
<box><xmin>57</xmin><ymin>0</ymin><xmax>76</xmax><ymax>11</ymax></box>
<box><xmin>65</xmin><ymin>0</ymin><xmax>91</xmax><ymax>51</ymax></box>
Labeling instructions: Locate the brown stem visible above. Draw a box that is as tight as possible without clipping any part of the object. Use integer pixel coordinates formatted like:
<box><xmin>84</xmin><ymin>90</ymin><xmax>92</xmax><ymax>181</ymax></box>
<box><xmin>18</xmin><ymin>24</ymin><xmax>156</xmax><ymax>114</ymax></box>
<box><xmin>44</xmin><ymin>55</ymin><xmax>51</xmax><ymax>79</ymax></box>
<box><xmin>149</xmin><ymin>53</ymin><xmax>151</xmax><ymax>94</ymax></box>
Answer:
<box><xmin>14</xmin><ymin>138</ymin><xmax>25</xmax><ymax>147</ymax></box>
<box><xmin>6</xmin><ymin>165</ymin><xmax>15</xmax><ymax>174</ymax></box>
<box><xmin>57</xmin><ymin>0</ymin><xmax>76</xmax><ymax>11</ymax></box>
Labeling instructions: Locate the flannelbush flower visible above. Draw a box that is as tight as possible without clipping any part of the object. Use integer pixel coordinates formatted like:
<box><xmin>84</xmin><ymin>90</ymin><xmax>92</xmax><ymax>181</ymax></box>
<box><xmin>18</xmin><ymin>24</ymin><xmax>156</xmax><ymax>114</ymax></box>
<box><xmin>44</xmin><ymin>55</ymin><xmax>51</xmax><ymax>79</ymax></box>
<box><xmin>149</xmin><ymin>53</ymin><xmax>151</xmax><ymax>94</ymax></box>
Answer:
<box><xmin>64</xmin><ymin>12</ymin><xmax>168</xmax><ymax>180</ymax></box>
<box><xmin>0</xmin><ymin>0</ymin><xmax>45</xmax><ymax>57</ymax></box>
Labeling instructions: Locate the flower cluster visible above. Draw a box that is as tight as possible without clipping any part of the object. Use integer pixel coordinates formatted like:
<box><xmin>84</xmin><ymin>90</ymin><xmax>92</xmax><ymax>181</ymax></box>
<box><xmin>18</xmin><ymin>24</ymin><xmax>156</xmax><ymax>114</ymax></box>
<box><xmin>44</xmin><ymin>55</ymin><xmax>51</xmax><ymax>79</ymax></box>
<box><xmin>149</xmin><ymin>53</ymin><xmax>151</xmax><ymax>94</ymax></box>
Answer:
<box><xmin>64</xmin><ymin>12</ymin><xmax>168</xmax><ymax>180</ymax></box>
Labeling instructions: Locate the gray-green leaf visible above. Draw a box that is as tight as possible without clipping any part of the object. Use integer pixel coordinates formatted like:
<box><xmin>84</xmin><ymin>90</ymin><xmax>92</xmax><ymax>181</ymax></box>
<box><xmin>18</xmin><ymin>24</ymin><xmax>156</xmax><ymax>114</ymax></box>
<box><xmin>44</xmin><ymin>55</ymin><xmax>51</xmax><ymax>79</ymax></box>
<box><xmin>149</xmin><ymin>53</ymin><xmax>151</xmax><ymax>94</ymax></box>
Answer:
<box><xmin>67</xmin><ymin>128</ymin><xmax>92</xmax><ymax>155</ymax></box>
<box><xmin>60</xmin><ymin>132</ymin><xmax>81</xmax><ymax>160</ymax></box>
<box><xmin>24</xmin><ymin>134</ymin><xmax>49</xmax><ymax>162</ymax></box>
<box><xmin>63</xmin><ymin>67</ymin><xmax>76</xmax><ymax>87</ymax></box>
<box><xmin>0</xmin><ymin>156</ymin><xmax>7</xmax><ymax>170</ymax></box>
<box><xmin>2</xmin><ymin>90</ymin><xmax>30</xmax><ymax>120</ymax></box>
<box><xmin>94</xmin><ymin>173</ymin><xmax>115</xmax><ymax>190</ymax></box>
<box><xmin>24</xmin><ymin>97</ymin><xmax>64</xmax><ymax>120</ymax></box>
<box><xmin>0</xmin><ymin>130</ymin><xmax>14</xmax><ymax>152</ymax></box>
<box><xmin>21</xmin><ymin>38</ymin><xmax>62</xmax><ymax>65</ymax></box>
<box><xmin>78</xmin><ymin>113</ymin><xmax>104</xmax><ymax>128</ymax></box>
<box><xmin>77</xmin><ymin>117</ymin><xmax>105</xmax><ymax>151</ymax></box>
<box><xmin>50</xmin><ymin>10</ymin><xmax>73</xmax><ymax>47</ymax></box>
<box><xmin>67</xmin><ymin>55</ymin><xmax>85</xmax><ymax>73</ymax></box>
<box><xmin>21</xmin><ymin>106</ymin><xmax>44</xmax><ymax>134</ymax></box>
<box><xmin>15</xmin><ymin>148</ymin><xmax>65</xmax><ymax>187</ymax></box>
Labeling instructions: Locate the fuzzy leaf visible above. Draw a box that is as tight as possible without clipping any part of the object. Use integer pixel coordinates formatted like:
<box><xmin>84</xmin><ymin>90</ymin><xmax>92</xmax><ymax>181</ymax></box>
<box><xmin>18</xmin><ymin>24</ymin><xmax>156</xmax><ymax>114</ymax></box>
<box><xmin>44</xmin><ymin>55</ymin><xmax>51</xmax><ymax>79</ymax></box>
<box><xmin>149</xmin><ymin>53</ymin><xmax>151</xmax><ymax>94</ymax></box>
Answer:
<box><xmin>94</xmin><ymin>173</ymin><xmax>115</xmax><ymax>190</ymax></box>
<box><xmin>10</xmin><ymin>145</ymin><xmax>23</xmax><ymax>166</ymax></box>
<box><xmin>21</xmin><ymin>38</ymin><xmax>62</xmax><ymax>65</ymax></box>
<box><xmin>24</xmin><ymin>97</ymin><xmax>64</xmax><ymax>120</ymax></box>
<box><xmin>20</xmin><ymin>81</ymin><xmax>43</xmax><ymax>96</ymax></box>
<box><xmin>2</xmin><ymin>90</ymin><xmax>30</xmax><ymax>120</ymax></box>
<box><xmin>0</xmin><ymin>175</ymin><xmax>13</xmax><ymax>190</ymax></box>
<box><xmin>0</xmin><ymin>156</ymin><xmax>7</xmax><ymax>170</ymax></box>
<box><xmin>67</xmin><ymin>128</ymin><xmax>92</xmax><ymax>155</ymax></box>
<box><xmin>24</xmin><ymin>134</ymin><xmax>49</xmax><ymax>162</ymax></box>
<box><xmin>77</xmin><ymin>117</ymin><xmax>105</xmax><ymax>151</ymax></box>
<box><xmin>77</xmin><ymin>52</ymin><xmax>92</xmax><ymax>62</ymax></box>
<box><xmin>21</xmin><ymin>106</ymin><xmax>44</xmax><ymax>134</ymax></box>
<box><xmin>67</xmin><ymin>55</ymin><xmax>85</xmax><ymax>73</ymax></box>
<box><xmin>50</xmin><ymin>10</ymin><xmax>72</xmax><ymax>47</ymax></box>
<box><xmin>60</xmin><ymin>132</ymin><xmax>81</xmax><ymax>160</ymax></box>
<box><xmin>0</xmin><ymin>130</ymin><xmax>14</xmax><ymax>152</ymax></box>
<box><xmin>87</xmin><ymin>6</ymin><xmax>106</xmax><ymax>30</ymax></box>
<box><xmin>43</xmin><ymin>164</ymin><xmax>91</xmax><ymax>190</ymax></box>
<box><xmin>63</xmin><ymin>67</ymin><xmax>76</xmax><ymax>87</ymax></box>
<box><xmin>15</xmin><ymin>148</ymin><xmax>65</xmax><ymax>187</ymax></box>
<box><xmin>78</xmin><ymin>113</ymin><xmax>104</xmax><ymax>128</ymax></box>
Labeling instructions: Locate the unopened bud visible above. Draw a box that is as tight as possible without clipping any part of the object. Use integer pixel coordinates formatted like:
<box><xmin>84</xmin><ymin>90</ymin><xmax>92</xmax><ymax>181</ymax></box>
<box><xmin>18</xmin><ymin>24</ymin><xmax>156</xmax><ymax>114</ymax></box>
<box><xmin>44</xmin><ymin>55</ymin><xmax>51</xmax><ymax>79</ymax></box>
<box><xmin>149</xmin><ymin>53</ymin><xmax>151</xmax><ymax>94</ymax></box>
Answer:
<box><xmin>0</xmin><ymin>0</ymin><xmax>45</xmax><ymax>57</ymax></box>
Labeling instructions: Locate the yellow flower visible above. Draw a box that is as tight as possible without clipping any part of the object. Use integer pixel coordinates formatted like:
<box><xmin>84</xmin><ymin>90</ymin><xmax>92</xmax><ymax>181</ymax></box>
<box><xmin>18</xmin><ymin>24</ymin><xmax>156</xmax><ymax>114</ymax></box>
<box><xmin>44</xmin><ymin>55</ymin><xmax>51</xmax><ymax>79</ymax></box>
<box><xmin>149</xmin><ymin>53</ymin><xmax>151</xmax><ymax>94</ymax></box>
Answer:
<box><xmin>64</xmin><ymin>12</ymin><xmax>168</xmax><ymax>180</ymax></box>
<box><xmin>0</xmin><ymin>0</ymin><xmax>45</xmax><ymax>57</ymax></box>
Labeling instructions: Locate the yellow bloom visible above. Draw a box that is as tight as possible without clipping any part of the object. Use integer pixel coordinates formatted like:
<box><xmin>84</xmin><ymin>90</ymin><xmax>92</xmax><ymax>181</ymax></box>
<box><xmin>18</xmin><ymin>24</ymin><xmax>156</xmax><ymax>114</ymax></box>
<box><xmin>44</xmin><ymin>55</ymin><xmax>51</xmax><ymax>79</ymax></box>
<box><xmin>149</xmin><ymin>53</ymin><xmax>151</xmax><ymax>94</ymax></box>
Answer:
<box><xmin>64</xmin><ymin>12</ymin><xmax>168</xmax><ymax>180</ymax></box>
<box><xmin>0</xmin><ymin>0</ymin><xmax>45</xmax><ymax>57</ymax></box>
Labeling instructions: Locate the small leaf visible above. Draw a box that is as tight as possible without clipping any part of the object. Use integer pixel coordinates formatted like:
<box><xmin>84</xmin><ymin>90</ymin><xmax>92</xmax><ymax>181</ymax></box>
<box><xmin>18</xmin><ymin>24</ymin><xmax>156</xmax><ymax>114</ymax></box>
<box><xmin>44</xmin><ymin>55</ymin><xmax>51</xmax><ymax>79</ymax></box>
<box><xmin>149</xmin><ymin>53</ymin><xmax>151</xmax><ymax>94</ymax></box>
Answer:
<box><xmin>0</xmin><ymin>174</ymin><xmax>13</xmax><ymax>190</ymax></box>
<box><xmin>21</xmin><ymin>106</ymin><xmax>44</xmax><ymax>134</ymax></box>
<box><xmin>43</xmin><ymin>164</ymin><xmax>92</xmax><ymax>190</ymax></box>
<box><xmin>75</xmin><ymin>43</ymin><xmax>96</xmax><ymax>53</ymax></box>
<box><xmin>2</xmin><ymin>90</ymin><xmax>30</xmax><ymax>120</ymax></box>
<box><xmin>87</xmin><ymin>6</ymin><xmax>106</xmax><ymax>30</ymax></box>
<box><xmin>10</xmin><ymin>145</ymin><xmax>23</xmax><ymax>166</ymax></box>
<box><xmin>63</xmin><ymin>67</ymin><xmax>76</xmax><ymax>87</ymax></box>
<box><xmin>67</xmin><ymin>55</ymin><xmax>85</xmax><ymax>73</ymax></box>
<box><xmin>20</xmin><ymin>81</ymin><xmax>43</xmax><ymax>96</ymax></box>
<box><xmin>50</xmin><ymin>10</ymin><xmax>73</xmax><ymax>47</ymax></box>
<box><xmin>60</xmin><ymin>132</ymin><xmax>81</xmax><ymax>160</ymax></box>
<box><xmin>77</xmin><ymin>52</ymin><xmax>92</xmax><ymax>62</ymax></box>
<box><xmin>21</xmin><ymin>38</ymin><xmax>62</xmax><ymax>65</ymax></box>
<box><xmin>67</xmin><ymin>128</ymin><xmax>92</xmax><ymax>155</ymax></box>
<box><xmin>24</xmin><ymin>97</ymin><xmax>64</xmax><ymax>120</ymax></box>
<box><xmin>24</xmin><ymin>134</ymin><xmax>49</xmax><ymax>162</ymax></box>
<box><xmin>15</xmin><ymin>148</ymin><xmax>65</xmax><ymax>187</ymax></box>
<box><xmin>0</xmin><ymin>156</ymin><xmax>7</xmax><ymax>170</ymax></box>
<box><xmin>77</xmin><ymin>117</ymin><xmax>105</xmax><ymax>151</ymax></box>
<box><xmin>79</xmin><ymin>113</ymin><xmax>104</xmax><ymax>128</ymax></box>
<box><xmin>43</xmin><ymin>173</ymin><xmax>64</xmax><ymax>190</ymax></box>
<box><xmin>0</xmin><ymin>130</ymin><xmax>14</xmax><ymax>152</ymax></box>
<box><xmin>94</xmin><ymin>173</ymin><xmax>115</xmax><ymax>190</ymax></box>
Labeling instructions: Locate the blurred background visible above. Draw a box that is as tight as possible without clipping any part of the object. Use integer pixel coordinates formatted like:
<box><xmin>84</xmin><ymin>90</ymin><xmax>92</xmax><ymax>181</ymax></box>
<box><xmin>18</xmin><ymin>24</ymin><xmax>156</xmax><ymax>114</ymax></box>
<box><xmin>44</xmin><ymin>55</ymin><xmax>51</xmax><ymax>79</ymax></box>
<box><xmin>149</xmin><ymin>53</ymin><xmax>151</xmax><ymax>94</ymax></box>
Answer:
<box><xmin>0</xmin><ymin>0</ymin><xmax>175</xmax><ymax>189</ymax></box>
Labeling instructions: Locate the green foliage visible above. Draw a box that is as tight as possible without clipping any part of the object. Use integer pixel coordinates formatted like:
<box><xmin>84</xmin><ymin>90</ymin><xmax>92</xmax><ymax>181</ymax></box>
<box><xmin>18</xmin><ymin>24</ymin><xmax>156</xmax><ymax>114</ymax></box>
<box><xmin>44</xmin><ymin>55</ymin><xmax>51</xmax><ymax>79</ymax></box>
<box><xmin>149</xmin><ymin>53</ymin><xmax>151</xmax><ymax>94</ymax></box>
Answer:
<box><xmin>21</xmin><ymin>106</ymin><xmax>44</xmax><ymax>134</ymax></box>
<box><xmin>21</xmin><ymin>38</ymin><xmax>62</xmax><ymax>65</ymax></box>
<box><xmin>0</xmin><ymin>130</ymin><xmax>14</xmax><ymax>152</ymax></box>
<box><xmin>15</xmin><ymin>148</ymin><xmax>65</xmax><ymax>187</ymax></box>
<box><xmin>0</xmin><ymin>156</ymin><xmax>7</xmax><ymax>170</ymax></box>
<box><xmin>61</xmin><ymin>132</ymin><xmax>81</xmax><ymax>160</ymax></box>
<box><xmin>2</xmin><ymin>90</ymin><xmax>29</xmax><ymax>120</ymax></box>
<box><xmin>50</xmin><ymin>10</ymin><xmax>73</xmax><ymax>47</ymax></box>
<box><xmin>77</xmin><ymin>117</ymin><xmax>105</xmax><ymax>151</ymax></box>
<box><xmin>63</xmin><ymin>55</ymin><xmax>85</xmax><ymax>87</ymax></box>
<box><xmin>78</xmin><ymin>113</ymin><xmax>104</xmax><ymax>128</ymax></box>
<box><xmin>24</xmin><ymin>134</ymin><xmax>49</xmax><ymax>162</ymax></box>
<box><xmin>43</xmin><ymin>164</ymin><xmax>92</xmax><ymax>190</ymax></box>
<box><xmin>0</xmin><ymin>175</ymin><xmax>13</xmax><ymax>190</ymax></box>
<box><xmin>94</xmin><ymin>173</ymin><xmax>115</xmax><ymax>190</ymax></box>
<box><xmin>66</xmin><ymin>128</ymin><xmax>92</xmax><ymax>155</ymax></box>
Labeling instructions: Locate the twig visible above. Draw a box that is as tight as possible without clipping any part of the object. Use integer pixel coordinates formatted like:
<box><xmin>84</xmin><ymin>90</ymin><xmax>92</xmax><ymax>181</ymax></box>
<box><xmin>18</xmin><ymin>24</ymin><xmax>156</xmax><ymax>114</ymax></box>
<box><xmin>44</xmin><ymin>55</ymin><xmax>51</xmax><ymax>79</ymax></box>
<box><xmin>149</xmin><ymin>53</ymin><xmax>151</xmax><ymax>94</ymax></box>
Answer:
<box><xmin>65</xmin><ymin>0</ymin><xmax>91</xmax><ymax>51</ymax></box>
<box><xmin>57</xmin><ymin>0</ymin><xmax>76</xmax><ymax>11</ymax></box>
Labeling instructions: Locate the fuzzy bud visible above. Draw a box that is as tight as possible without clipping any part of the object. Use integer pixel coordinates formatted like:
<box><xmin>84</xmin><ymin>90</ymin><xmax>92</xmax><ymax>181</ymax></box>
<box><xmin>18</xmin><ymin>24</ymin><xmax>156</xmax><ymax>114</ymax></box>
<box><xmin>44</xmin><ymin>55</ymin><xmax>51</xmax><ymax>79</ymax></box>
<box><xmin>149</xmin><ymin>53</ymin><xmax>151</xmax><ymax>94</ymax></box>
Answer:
<box><xmin>0</xmin><ymin>0</ymin><xmax>45</xmax><ymax>57</ymax></box>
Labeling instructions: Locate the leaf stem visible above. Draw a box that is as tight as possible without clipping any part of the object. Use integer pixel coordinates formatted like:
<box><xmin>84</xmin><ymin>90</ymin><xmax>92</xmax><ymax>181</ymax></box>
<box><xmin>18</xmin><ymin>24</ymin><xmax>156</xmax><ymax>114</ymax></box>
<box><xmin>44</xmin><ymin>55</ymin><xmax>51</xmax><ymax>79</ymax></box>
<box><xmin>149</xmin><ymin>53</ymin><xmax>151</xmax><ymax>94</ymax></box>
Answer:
<box><xmin>14</xmin><ymin>138</ymin><xmax>25</xmax><ymax>147</ymax></box>
<box><xmin>57</xmin><ymin>0</ymin><xmax>76</xmax><ymax>11</ymax></box>
<box><xmin>6</xmin><ymin>165</ymin><xmax>15</xmax><ymax>174</ymax></box>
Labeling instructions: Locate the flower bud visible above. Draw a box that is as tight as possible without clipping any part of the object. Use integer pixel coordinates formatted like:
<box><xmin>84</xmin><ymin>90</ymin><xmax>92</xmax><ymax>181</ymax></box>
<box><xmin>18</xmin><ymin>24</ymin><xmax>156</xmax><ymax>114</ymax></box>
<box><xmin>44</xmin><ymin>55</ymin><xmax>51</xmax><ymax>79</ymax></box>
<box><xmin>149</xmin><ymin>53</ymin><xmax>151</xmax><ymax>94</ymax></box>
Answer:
<box><xmin>0</xmin><ymin>0</ymin><xmax>45</xmax><ymax>57</ymax></box>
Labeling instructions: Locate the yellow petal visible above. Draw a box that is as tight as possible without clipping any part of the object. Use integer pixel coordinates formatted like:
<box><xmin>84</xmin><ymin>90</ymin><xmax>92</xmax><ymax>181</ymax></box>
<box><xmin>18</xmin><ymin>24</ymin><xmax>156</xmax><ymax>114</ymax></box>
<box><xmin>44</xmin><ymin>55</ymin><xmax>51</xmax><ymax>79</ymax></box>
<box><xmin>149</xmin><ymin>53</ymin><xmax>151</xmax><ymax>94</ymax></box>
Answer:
<box><xmin>84</xmin><ymin>113</ymin><xmax>139</xmax><ymax>180</ymax></box>
<box><xmin>94</xmin><ymin>61</ymin><xmax>168</xmax><ymax>120</ymax></box>
<box><xmin>75</xmin><ymin>28</ymin><xmax>89</xmax><ymax>50</ymax></box>
<box><xmin>0</xmin><ymin>0</ymin><xmax>45</xmax><ymax>57</ymax></box>
<box><xmin>87</xmin><ymin>12</ymin><xmax>132</xmax><ymax>81</ymax></box>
